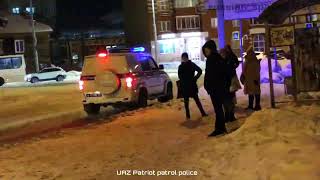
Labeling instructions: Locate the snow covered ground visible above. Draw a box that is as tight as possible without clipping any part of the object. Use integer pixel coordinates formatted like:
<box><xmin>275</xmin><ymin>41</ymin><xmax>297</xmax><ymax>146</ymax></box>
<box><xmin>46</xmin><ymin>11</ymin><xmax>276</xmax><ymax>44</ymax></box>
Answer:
<box><xmin>0</xmin><ymin>81</ymin><xmax>319</xmax><ymax>179</ymax></box>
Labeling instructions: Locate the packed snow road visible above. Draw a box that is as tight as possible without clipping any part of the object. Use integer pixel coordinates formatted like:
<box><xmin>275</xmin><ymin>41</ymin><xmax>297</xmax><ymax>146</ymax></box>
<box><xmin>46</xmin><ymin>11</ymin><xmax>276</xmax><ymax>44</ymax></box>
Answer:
<box><xmin>0</xmin><ymin>89</ymin><xmax>319</xmax><ymax>180</ymax></box>
<box><xmin>1</xmin><ymin>81</ymin><xmax>319</xmax><ymax>180</ymax></box>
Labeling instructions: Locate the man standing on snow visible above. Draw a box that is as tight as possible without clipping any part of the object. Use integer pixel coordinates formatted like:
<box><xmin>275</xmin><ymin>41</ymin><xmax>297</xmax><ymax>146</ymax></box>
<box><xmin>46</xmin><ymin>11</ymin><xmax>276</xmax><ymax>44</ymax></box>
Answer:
<box><xmin>202</xmin><ymin>40</ymin><xmax>232</xmax><ymax>137</ymax></box>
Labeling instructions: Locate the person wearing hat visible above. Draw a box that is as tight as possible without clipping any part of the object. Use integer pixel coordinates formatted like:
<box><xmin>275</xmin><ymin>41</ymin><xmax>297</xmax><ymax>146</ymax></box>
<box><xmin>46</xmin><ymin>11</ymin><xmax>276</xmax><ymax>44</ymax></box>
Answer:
<box><xmin>241</xmin><ymin>47</ymin><xmax>261</xmax><ymax>111</ymax></box>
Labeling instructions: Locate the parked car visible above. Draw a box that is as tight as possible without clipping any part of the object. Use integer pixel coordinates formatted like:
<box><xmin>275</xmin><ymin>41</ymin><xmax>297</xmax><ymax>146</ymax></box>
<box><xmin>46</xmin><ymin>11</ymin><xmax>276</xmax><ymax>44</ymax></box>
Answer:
<box><xmin>80</xmin><ymin>47</ymin><xmax>173</xmax><ymax>115</ymax></box>
<box><xmin>25</xmin><ymin>67</ymin><xmax>67</xmax><ymax>83</ymax></box>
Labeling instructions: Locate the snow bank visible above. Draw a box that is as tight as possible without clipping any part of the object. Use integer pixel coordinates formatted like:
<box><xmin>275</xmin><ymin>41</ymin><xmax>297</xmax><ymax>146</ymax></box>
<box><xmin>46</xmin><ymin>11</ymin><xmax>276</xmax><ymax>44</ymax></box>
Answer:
<box><xmin>192</xmin><ymin>104</ymin><xmax>320</xmax><ymax>180</ymax></box>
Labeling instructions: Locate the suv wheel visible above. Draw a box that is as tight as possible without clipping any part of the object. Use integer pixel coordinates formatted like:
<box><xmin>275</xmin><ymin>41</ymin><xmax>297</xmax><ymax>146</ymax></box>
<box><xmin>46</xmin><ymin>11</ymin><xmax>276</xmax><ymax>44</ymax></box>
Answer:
<box><xmin>56</xmin><ymin>75</ymin><xmax>65</xmax><ymax>82</ymax></box>
<box><xmin>31</xmin><ymin>77</ymin><xmax>39</xmax><ymax>83</ymax></box>
<box><xmin>84</xmin><ymin>104</ymin><xmax>101</xmax><ymax>115</ymax></box>
<box><xmin>137</xmin><ymin>89</ymin><xmax>148</xmax><ymax>108</ymax></box>
<box><xmin>0</xmin><ymin>77</ymin><xmax>5</xmax><ymax>87</ymax></box>
<box><xmin>158</xmin><ymin>83</ymin><xmax>173</xmax><ymax>103</ymax></box>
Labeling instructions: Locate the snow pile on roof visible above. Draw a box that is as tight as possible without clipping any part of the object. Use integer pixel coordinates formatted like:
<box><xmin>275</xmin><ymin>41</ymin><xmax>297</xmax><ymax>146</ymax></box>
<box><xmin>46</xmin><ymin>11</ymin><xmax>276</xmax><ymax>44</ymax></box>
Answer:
<box><xmin>0</xmin><ymin>14</ymin><xmax>53</xmax><ymax>34</ymax></box>
<box><xmin>192</xmin><ymin>104</ymin><xmax>320</xmax><ymax>180</ymax></box>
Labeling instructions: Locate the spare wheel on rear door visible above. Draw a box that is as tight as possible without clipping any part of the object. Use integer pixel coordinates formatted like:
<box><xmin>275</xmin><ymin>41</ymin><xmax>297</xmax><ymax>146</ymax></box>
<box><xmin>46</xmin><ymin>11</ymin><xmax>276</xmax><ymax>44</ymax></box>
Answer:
<box><xmin>95</xmin><ymin>70</ymin><xmax>121</xmax><ymax>95</ymax></box>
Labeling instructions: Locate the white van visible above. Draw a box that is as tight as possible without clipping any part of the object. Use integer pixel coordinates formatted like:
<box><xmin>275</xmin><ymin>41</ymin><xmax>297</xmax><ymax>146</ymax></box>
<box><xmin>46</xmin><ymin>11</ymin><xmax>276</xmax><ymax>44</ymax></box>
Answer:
<box><xmin>0</xmin><ymin>55</ymin><xmax>26</xmax><ymax>86</ymax></box>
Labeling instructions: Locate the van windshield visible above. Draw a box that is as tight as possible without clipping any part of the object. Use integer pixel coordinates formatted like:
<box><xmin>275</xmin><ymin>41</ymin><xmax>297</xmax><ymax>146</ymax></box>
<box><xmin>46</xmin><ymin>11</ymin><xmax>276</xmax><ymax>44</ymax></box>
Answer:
<box><xmin>0</xmin><ymin>57</ymin><xmax>22</xmax><ymax>70</ymax></box>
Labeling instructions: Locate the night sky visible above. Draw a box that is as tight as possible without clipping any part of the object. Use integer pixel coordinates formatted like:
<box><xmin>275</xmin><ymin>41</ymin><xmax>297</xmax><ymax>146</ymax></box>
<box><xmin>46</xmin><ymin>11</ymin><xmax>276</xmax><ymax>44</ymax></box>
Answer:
<box><xmin>57</xmin><ymin>0</ymin><xmax>122</xmax><ymax>30</ymax></box>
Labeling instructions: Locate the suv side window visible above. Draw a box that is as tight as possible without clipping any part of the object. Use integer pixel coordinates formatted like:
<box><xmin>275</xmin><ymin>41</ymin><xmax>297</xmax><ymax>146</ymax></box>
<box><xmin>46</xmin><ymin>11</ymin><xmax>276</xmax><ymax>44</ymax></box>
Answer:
<box><xmin>148</xmin><ymin>57</ymin><xmax>158</xmax><ymax>70</ymax></box>
<box><xmin>138</xmin><ymin>56</ymin><xmax>152</xmax><ymax>72</ymax></box>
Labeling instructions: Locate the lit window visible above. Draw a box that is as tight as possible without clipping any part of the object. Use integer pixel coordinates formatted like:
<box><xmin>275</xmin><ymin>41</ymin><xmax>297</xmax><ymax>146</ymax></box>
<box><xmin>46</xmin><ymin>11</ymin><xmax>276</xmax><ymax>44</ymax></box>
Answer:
<box><xmin>232</xmin><ymin>31</ymin><xmax>240</xmax><ymax>40</ymax></box>
<box><xmin>26</xmin><ymin>7</ymin><xmax>35</xmax><ymax>14</ymax></box>
<box><xmin>14</xmin><ymin>40</ymin><xmax>25</xmax><ymax>54</ymax></box>
<box><xmin>311</xmin><ymin>14</ymin><xmax>318</xmax><ymax>22</ymax></box>
<box><xmin>176</xmin><ymin>15</ymin><xmax>200</xmax><ymax>30</ymax></box>
<box><xmin>232</xmin><ymin>20</ymin><xmax>240</xmax><ymax>27</ymax></box>
<box><xmin>211</xmin><ymin>18</ymin><xmax>218</xmax><ymax>28</ymax></box>
<box><xmin>12</xmin><ymin>7</ymin><xmax>20</xmax><ymax>14</ymax></box>
<box><xmin>175</xmin><ymin>0</ymin><xmax>198</xmax><ymax>8</ymax></box>
<box><xmin>159</xmin><ymin>21</ymin><xmax>171</xmax><ymax>32</ymax></box>
<box><xmin>159</xmin><ymin>40</ymin><xmax>176</xmax><ymax>54</ymax></box>
<box><xmin>158</xmin><ymin>0</ymin><xmax>169</xmax><ymax>11</ymax></box>
<box><xmin>253</xmin><ymin>34</ymin><xmax>265</xmax><ymax>52</ymax></box>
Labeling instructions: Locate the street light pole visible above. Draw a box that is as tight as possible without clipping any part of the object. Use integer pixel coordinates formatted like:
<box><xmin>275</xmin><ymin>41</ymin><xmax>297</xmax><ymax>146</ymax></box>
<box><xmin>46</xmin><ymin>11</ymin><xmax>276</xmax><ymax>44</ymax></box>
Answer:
<box><xmin>151</xmin><ymin>0</ymin><xmax>158</xmax><ymax>63</ymax></box>
<box><xmin>30</xmin><ymin>0</ymin><xmax>39</xmax><ymax>72</ymax></box>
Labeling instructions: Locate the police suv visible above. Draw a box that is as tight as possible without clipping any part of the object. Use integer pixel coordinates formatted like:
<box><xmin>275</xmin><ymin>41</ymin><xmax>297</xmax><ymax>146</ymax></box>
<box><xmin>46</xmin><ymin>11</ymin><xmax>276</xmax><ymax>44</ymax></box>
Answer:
<box><xmin>80</xmin><ymin>47</ymin><xmax>173</xmax><ymax>115</ymax></box>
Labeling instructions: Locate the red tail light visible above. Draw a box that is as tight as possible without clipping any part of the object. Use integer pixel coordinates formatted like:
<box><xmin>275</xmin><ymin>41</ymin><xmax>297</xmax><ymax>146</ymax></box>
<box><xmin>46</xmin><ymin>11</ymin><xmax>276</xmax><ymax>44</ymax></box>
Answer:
<box><xmin>126</xmin><ymin>77</ymin><xmax>133</xmax><ymax>88</ymax></box>
<box><xmin>97</xmin><ymin>50</ymin><xmax>109</xmax><ymax>58</ymax></box>
<box><xmin>79</xmin><ymin>80</ymin><xmax>84</xmax><ymax>91</ymax></box>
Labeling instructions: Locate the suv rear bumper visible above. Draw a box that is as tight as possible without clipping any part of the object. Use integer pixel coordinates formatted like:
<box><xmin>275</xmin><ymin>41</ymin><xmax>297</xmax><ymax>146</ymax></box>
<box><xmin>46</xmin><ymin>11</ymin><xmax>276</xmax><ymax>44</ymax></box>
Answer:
<box><xmin>82</xmin><ymin>91</ymin><xmax>138</xmax><ymax>105</ymax></box>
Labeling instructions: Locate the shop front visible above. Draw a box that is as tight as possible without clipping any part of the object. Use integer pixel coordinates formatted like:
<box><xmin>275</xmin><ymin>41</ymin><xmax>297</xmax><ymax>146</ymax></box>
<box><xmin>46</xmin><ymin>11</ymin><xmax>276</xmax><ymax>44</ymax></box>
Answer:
<box><xmin>152</xmin><ymin>32</ymin><xmax>209</xmax><ymax>63</ymax></box>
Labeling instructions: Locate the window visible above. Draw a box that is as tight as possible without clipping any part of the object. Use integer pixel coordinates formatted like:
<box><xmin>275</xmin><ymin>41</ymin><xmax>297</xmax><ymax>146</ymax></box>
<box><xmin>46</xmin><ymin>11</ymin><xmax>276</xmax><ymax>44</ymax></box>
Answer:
<box><xmin>0</xmin><ymin>57</ymin><xmax>22</xmax><ymax>70</ymax></box>
<box><xmin>211</xmin><ymin>18</ymin><xmax>218</xmax><ymax>28</ymax></box>
<box><xmin>158</xmin><ymin>0</ymin><xmax>169</xmax><ymax>11</ymax></box>
<box><xmin>159</xmin><ymin>21</ymin><xmax>171</xmax><ymax>32</ymax></box>
<box><xmin>289</xmin><ymin>16</ymin><xmax>298</xmax><ymax>24</ymax></box>
<box><xmin>14</xmin><ymin>40</ymin><xmax>24</xmax><ymax>54</ymax></box>
<box><xmin>253</xmin><ymin>34</ymin><xmax>265</xmax><ymax>52</ymax></box>
<box><xmin>138</xmin><ymin>56</ymin><xmax>152</xmax><ymax>71</ymax></box>
<box><xmin>159</xmin><ymin>40</ymin><xmax>176</xmax><ymax>54</ymax></box>
<box><xmin>232</xmin><ymin>31</ymin><xmax>240</xmax><ymax>40</ymax></box>
<box><xmin>12</xmin><ymin>57</ymin><xmax>22</xmax><ymax>69</ymax></box>
<box><xmin>26</xmin><ymin>7</ymin><xmax>35</xmax><ymax>14</ymax></box>
<box><xmin>175</xmin><ymin>0</ymin><xmax>198</xmax><ymax>8</ymax></box>
<box><xmin>12</xmin><ymin>7</ymin><xmax>20</xmax><ymax>14</ymax></box>
<box><xmin>250</xmin><ymin>18</ymin><xmax>262</xmax><ymax>25</ymax></box>
<box><xmin>232</xmin><ymin>20</ymin><xmax>240</xmax><ymax>27</ymax></box>
<box><xmin>311</xmin><ymin>14</ymin><xmax>318</xmax><ymax>22</ymax></box>
<box><xmin>176</xmin><ymin>15</ymin><xmax>200</xmax><ymax>30</ymax></box>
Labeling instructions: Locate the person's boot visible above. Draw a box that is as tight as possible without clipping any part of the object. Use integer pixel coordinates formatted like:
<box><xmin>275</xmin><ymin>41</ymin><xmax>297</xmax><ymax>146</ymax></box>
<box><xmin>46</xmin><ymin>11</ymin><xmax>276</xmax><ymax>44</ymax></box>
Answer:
<box><xmin>254</xmin><ymin>94</ymin><xmax>262</xmax><ymax>111</ymax></box>
<box><xmin>230</xmin><ymin>113</ymin><xmax>237</xmax><ymax>122</ymax></box>
<box><xmin>246</xmin><ymin>95</ymin><xmax>254</xmax><ymax>110</ymax></box>
<box><xmin>208</xmin><ymin>129</ymin><xmax>227</xmax><ymax>137</ymax></box>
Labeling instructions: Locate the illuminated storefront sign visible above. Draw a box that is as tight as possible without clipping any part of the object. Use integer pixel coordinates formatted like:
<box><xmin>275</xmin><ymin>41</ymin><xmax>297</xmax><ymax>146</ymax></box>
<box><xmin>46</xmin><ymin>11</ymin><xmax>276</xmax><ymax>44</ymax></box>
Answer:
<box><xmin>206</xmin><ymin>0</ymin><xmax>278</xmax><ymax>20</ymax></box>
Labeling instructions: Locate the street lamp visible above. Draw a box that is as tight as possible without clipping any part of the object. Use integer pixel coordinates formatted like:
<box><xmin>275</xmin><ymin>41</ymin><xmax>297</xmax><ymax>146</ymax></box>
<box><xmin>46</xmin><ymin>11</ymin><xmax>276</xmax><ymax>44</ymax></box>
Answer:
<box><xmin>151</xmin><ymin>0</ymin><xmax>158</xmax><ymax>63</ymax></box>
<box><xmin>30</xmin><ymin>0</ymin><xmax>39</xmax><ymax>72</ymax></box>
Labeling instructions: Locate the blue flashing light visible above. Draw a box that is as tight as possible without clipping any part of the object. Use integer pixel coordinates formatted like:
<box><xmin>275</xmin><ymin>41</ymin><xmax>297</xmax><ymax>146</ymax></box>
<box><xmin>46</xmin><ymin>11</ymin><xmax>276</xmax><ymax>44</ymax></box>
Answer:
<box><xmin>131</xmin><ymin>47</ymin><xmax>145</xmax><ymax>53</ymax></box>
<box><xmin>306</xmin><ymin>23</ymin><xmax>313</xmax><ymax>29</ymax></box>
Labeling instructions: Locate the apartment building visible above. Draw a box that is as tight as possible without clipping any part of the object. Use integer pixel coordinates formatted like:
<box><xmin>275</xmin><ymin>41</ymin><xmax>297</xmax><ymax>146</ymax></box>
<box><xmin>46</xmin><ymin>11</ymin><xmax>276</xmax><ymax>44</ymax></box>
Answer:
<box><xmin>123</xmin><ymin>0</ymin><xmax>250</xmax><ymax>62</ymax></box>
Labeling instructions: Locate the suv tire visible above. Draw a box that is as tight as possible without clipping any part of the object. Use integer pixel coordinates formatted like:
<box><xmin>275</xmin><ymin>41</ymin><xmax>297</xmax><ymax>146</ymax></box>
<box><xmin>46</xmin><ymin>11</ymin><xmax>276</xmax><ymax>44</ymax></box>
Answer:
<box><xmin>56</xmin><ymin>75</ymin><xmax>65</xmax><ymax>82</ymax></box>
<box><xmin>137</xmin><ymin>89</ymin><xmax>148</xmax><ymax>108</ymax></box>
<box><xmin>31</xmin><ymin>77</ymin><xmax>39</xmax><ymax>83</ymax></box>
<box><xmin>0</xmin><ymin>77</ymin><xmax>4</xmax><ymax>87</ymax></box>
<box><xmin>84</xmin><ymin>104</ymin><xmax>101</xmax><ymax>115</ymax></box>
<box><xmin>158</xmin><ymin>83</ymin><xmax>173</xmax><ymax>103</ymax></box>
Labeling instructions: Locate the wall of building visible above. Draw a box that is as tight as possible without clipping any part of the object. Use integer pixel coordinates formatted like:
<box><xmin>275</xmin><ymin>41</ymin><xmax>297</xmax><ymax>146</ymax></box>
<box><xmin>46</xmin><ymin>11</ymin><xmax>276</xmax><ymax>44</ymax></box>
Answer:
<box><xmin>0</xmin><ymin>32</ymin><xmax>51</xmax><ymax>73</ymax></box>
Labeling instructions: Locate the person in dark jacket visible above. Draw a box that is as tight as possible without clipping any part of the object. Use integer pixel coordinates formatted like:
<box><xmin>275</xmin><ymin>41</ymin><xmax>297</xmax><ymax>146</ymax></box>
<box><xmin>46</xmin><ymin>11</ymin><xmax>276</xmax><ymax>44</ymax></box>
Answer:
<box><xmin>223</xmin><ymin>45</ymin><xmax>240</xmax><ymax>122</ymax></box>
<box><xmin>202</xmin><ymin>40</ymin><xmax>232</xmax><ymax>137</ymax></box>
<box><xmin>178</xmin><ymin>53</ymin><xmax>207</xmax><ymax>120</ymax></box>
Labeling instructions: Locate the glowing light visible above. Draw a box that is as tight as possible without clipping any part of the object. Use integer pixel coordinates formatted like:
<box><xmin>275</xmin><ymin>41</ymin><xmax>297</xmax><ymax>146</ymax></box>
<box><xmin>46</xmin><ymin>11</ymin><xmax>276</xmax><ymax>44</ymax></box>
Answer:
<box><xmin>79</xmin><ymin>80</ymin><xmax>84</xmax><ymax>91</ymax></box>
<box><xmin>131</xmin><ymin>47</ymin><xmax>145</xmax><ymax>53</ymax></box>
<box><xmin>126</xmin><ymin>77</ymin><xmax>133</xmax><ymax>88</ymax></box>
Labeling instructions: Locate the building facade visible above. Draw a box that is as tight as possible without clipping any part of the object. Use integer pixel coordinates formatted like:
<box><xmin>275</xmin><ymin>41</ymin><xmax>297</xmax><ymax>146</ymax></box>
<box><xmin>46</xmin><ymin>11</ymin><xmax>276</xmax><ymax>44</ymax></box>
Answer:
<box><xmin>123</xmin><ymin>0</ymin><xmax>250</xmax><ymax>62</ymax></box>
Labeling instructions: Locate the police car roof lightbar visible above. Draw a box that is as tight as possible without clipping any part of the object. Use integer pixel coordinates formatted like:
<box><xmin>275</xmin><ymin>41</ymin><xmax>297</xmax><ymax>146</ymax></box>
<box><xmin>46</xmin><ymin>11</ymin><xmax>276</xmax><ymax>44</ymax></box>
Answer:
<box><xmin>131</xmin><ymin>47</ymin><xmax>145</xmax><ymax>53</ymax></box>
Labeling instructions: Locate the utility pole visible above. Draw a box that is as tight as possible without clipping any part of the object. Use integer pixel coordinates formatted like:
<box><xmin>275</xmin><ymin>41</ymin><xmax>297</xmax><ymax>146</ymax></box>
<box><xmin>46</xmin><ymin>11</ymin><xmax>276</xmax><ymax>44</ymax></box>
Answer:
<box><xmin>217</xmin><ymin>0</ymin><xmax>225</xmax><ymax>49</ymax></box>
<box><xmin>30</xmin><ymin>0</ymin><xmax>40</xmax><ymax>72</ymax></box>
<box><xmin>151</xmin><ymin>0</ymin><xmax>158</xmax><ymax>63</ymax></box>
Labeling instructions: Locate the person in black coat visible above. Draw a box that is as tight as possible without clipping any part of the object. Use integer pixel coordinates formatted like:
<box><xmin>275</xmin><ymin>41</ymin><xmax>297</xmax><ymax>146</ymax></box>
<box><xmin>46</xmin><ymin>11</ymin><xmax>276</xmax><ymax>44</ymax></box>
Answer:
<box><xmin>202</xmin><ymin>40</ymin><xmax>232</xmax><ymax>137</ymax></box>
<box><xmin>223</xmin><ymin>45</ymin><xmax>240</xmax><ymax>122</ymax></box>
<box><xmin>178</xmin><ymin>53</ymin><xmax>207</xmax><ymax>120</ymax></box>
